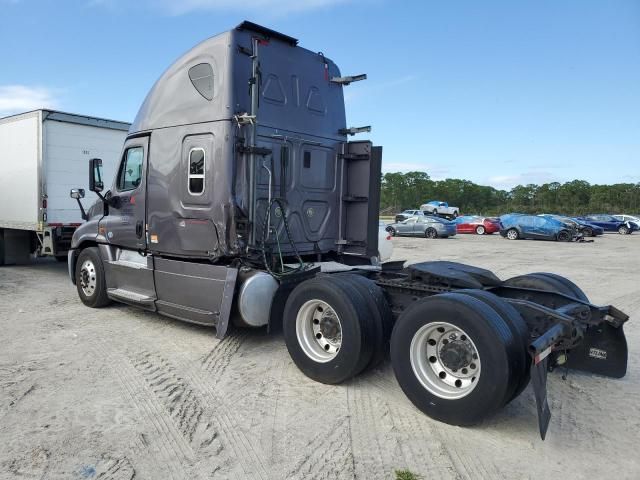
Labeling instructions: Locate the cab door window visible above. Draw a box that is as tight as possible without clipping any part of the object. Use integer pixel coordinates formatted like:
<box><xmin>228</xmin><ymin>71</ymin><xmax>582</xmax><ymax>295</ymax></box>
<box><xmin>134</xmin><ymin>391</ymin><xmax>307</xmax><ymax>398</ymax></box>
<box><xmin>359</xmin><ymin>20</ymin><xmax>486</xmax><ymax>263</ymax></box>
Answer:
<box><xmin>117</xmin><ymin>147</ymin><xmax>144</xmax><ymax>191</ymax></box>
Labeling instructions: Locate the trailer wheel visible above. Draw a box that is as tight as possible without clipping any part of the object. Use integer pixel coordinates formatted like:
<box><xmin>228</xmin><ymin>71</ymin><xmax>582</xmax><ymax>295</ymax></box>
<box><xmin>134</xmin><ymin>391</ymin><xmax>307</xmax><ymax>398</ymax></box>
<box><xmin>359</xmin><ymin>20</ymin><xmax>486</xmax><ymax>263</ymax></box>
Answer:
<box><xmin>75</xmin><ymin>247</ymin><xmax>110</xmax><ymax>308</ymax></box>
<box><xmin>390</xmin><ymin>293</ymin><xmax>520</xmax><ymax>425</ymax></box>
<box><xmin>456</xmin><ymin>290</ymin><xmax>530</xmax><ymax>403</ymax></box>
<box><xmin>475</xmin><ymin>225</ymin><xmax>485</xmax><ymax>235</ymax></box>
<box><xmin>425</xmin><ymin>228</ymin><xmax>438</xmax><ymax>239</ymax></box>
<box><xmin>506</xmin><ymin>228</ymin><xmax>519</xmax><ymax>240</ymax></box>
<box><xmin>283</xmin><ymin>276</ymin><xmax>376</xmax><ymax>384</ymax></box>
<box><xmin>338</xmin><ymin>273</ymin><xmax>393</xmax><ymax>369</ymax></box>
<box><xmin>618</xmin><ymin>225</ymin><xmax>629</xmax><ymax>235</ymax></box>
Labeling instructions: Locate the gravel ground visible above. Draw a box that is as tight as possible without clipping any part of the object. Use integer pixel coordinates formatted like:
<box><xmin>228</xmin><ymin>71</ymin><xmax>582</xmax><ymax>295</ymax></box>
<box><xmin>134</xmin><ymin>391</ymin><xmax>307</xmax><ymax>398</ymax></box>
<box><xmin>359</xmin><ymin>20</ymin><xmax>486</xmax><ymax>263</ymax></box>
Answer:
<box><xmin>0</xmin><ymin>233</ymin><xmax>638</xmax><ymax>479</ymax></box>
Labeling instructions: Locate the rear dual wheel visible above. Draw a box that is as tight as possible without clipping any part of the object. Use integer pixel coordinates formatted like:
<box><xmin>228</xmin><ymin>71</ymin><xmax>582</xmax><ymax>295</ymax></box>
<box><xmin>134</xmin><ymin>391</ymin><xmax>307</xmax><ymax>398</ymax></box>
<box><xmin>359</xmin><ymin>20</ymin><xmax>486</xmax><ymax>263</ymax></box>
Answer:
<box><xmin>283</xmin><ymin>274</ymin><xmax>392</xmax><ymax>384</ymax></box>
<box><xmin>390</xmin><ymin>292</ymin><xmax>529</xmax><ymax>426</ymax></box>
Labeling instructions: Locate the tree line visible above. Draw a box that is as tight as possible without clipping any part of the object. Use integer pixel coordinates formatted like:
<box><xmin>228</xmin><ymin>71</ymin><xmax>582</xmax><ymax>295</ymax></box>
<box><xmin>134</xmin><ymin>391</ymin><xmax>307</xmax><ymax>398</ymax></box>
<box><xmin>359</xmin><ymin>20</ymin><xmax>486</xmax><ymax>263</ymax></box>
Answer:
<box><xmin>380</xmin><ymin>172</ymin><xmax>640</xmax><ymax>216</ymax></box>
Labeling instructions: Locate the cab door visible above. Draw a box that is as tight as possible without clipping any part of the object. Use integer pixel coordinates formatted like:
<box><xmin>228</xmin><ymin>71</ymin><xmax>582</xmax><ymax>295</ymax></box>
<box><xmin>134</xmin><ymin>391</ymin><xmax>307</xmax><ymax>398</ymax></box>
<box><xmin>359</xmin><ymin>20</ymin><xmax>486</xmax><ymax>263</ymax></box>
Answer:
<box><xmin>102</xmin><ymin>136</ymin><xmax>149</xmax><ymax>250</ymax></box>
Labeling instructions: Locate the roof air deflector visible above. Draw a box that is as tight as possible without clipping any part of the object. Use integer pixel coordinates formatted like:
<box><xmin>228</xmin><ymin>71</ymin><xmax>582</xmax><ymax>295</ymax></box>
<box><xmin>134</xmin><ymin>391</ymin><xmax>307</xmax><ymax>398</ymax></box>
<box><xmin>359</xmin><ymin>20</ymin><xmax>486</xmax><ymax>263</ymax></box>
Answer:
<box><xmin>236</xmin><ymin>21</ymin><xmax>299</xmax><ymax>46</ymax></box>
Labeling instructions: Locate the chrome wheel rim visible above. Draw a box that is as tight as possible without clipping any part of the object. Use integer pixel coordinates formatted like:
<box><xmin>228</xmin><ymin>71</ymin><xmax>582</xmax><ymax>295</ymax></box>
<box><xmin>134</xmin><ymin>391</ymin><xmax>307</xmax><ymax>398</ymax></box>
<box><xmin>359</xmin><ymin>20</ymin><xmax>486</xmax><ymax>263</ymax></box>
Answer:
<box><xmin>79</xmin><ymin>259</ymin><xmax>97</xmax><ymax>297</ymax></box>
<box><xmin>410</xmin><ymin>322</ymin><xmax>481</xmax><ymax>400</ymax></box>
<box><xmin>296</xmin><ymin>300</ymin><xmax>342</xmax><ymax>363</ymax></box>
<box><xmin>477</xmin><ymin>226</ymin><xmax>485</xmax><ymax>235</ymax></box>
<box><xmin>507</xmin><ymin>230</ymin><xmax>518</xmax><ymax>240</ymax></box>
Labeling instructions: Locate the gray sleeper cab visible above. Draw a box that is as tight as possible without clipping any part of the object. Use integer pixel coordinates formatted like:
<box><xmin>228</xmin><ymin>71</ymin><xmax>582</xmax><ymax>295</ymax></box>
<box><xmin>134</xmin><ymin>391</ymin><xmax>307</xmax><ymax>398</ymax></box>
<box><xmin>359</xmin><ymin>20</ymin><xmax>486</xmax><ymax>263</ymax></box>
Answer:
<box><xmin>69</xmin><ymin>22</ymin><xmax>381</xmax><ymax>337</ymax></box>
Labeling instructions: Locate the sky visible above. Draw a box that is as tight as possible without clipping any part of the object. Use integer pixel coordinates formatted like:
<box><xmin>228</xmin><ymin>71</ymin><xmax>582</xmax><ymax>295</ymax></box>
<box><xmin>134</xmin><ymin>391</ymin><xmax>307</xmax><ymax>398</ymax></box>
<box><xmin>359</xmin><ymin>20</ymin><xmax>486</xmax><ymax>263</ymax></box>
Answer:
<box><xmin>1</xmin><ymin>0</ymin><xmax>638</xmax><ymax>189</ymax></box>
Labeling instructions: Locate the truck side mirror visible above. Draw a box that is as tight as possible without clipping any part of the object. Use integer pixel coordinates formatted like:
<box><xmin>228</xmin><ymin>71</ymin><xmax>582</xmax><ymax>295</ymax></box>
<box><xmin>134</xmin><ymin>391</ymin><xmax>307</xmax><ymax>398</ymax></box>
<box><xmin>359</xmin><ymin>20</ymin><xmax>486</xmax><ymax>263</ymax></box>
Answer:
<box><xmin>89</xmin><ymin>158</ymin><xmax>104</xmax><ymax>193</ymax></box>
<box><xmin>70</xmin><ymin>188</ymin><xmax>85</xmax><ymax>200</ymax></box>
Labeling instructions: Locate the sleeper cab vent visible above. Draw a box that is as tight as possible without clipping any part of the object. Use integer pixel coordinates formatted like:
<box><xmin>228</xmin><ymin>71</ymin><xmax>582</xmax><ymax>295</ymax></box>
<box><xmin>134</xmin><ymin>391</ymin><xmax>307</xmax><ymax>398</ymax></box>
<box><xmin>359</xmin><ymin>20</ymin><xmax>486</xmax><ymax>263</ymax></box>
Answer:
<box><xmin>188</xmin><ymin>63</ymin><xmax>214</xmax><ymax>101</ymax></box>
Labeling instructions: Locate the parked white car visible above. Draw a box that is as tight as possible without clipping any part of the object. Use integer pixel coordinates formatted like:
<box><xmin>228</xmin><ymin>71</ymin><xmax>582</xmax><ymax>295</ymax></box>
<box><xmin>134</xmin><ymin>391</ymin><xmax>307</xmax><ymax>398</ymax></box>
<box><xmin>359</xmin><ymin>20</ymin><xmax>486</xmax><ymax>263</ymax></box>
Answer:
<box><xmin>378</xmin><ymin>221</ymin><xmax>393</xmax><ymax>262</ymax></box>
<box><xmin>614</xmin><ymin>214</ymin><xmax>640</xmax><ymax>225</ymax></box>
<box><xmin>420</xmin><ymin>201</ymin><xmax>460</xmax><ymax>217</ymax></box>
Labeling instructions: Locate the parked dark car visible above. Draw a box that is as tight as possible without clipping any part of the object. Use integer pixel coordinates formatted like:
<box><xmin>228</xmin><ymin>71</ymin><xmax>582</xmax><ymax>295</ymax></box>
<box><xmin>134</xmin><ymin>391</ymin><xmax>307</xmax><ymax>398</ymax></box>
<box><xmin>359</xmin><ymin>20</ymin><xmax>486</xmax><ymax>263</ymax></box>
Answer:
<box><xmin>575</xmin><ymin>214</ymin><xmax>639</xmax><ymax>234</ymax></box>
<box><xmin>500</xmin><ymin>214</ymin><xmax>576</xmax><ymax>241</ymax></box>
<box><xmin>539</xmin><ymin>214</ymin><xmax>604</xmax><ymax>237</ymax></box>
<box><xmin>386</xmin><ymin>215</ymin><xmax>457</xmax><ymax>238</ymax></box>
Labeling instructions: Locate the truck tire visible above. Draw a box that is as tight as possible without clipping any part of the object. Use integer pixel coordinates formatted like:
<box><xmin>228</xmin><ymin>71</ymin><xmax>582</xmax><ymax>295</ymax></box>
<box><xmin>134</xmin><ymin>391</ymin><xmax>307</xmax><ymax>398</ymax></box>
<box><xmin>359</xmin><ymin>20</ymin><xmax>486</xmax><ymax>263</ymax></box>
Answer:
<box><xmin>75</xmin><ymin>247</ymin><xmax>111</xmax><ymax>308</ymax></box>
<box><xmin>338</xmin><ymin>273</ymin><xmax>393</xmax><ymax>369</ymax></box>
<box><xmin>453</xmin><ymin>211</ymin><xmax>458</xmax><ymax>218</ymax></box>
<box><xmin>390</xmin><ymin>293</ymin><xmax>522</xmax><ymax>425</ymax></box>
<box><xmin>456</xmin><ymin>289</ymin><xmax>530</xmax><ymax>403</ymax></box>
<box><xmin>283</xmin><ymin>275</ymin><xmax>376</xmax><ymax>384</ymax></box>
<box><xmin>433</xmin><ymin>209</ymin><xmax>438</xmax><ymax>215</ymax></box>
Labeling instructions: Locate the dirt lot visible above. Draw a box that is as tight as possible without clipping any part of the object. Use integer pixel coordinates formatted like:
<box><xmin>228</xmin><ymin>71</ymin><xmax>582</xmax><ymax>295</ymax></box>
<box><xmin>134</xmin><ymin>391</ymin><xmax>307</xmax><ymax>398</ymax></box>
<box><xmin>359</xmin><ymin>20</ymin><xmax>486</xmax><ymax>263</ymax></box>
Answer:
<box><xmin>1</xmin><ymin>234</ymin><xmax>639</xmax><ymax>479</ymax></box>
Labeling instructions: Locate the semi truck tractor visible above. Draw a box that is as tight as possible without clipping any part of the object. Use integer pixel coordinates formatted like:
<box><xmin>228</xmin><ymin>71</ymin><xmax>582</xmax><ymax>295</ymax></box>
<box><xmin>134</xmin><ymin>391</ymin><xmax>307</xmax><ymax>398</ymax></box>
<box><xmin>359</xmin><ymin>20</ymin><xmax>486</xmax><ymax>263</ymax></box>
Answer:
<box><xmin>0</xmin><ymin>110</ymin><xmax>129</xmax><ymax>264</ymax></box>
<box><xmin>67</xmin><ymin>21</ymin><xmax>629</xmax><ymax>439</ymax></box>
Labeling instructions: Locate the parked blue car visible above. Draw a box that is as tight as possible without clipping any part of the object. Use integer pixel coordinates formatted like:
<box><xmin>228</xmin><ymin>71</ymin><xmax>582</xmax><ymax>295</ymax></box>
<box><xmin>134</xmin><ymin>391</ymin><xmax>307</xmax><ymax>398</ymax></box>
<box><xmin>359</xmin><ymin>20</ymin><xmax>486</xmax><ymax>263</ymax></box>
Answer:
<box><xmin>539</xmin><ymin>214</ymin><xmax>604</xmax><ymax>237</ymax></box>
<box><xmin>499</xmin><ymin>214</ymin><xmax>576</xmax><ymax>241</ymax></box>
<box><xmin>575</xmin><ymin>214</ymin><xmax>639</xmax><ymax>235</ymax></box>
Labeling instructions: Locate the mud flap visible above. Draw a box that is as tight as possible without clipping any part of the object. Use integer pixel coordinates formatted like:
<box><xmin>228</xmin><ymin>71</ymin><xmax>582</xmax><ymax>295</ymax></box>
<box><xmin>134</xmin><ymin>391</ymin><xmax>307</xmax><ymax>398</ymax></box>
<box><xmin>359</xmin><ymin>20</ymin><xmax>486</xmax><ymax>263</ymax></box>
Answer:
<box><xmin>565</xmin><ymin>323</ymin><xmax>628</xmax><ymax>378</ymax></box>
<box><xmin>531</xmin><ymin>355</ymin><xmax>552</xmax><ymax>440</ymax></box>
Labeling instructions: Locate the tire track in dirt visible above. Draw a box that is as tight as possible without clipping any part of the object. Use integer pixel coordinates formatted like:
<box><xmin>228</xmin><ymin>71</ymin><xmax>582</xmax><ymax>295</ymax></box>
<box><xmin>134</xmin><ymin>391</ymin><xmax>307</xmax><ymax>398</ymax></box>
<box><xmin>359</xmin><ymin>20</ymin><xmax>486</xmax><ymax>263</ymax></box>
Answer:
<box><xmin>133</xmin><ymin>351</ymin><xmax>218</xmax><ymax>449</ymax></box>
<box><xmin>95</xmin><ymin>456</ymin><xmax>136</xmax><ymax>480</ymax></box>
<box><xmin>91</xmin><ymin>339</ymin><xmax>193</xmax><ymax>480</ymax></box>
<box><xmin>283</xmin><ymin>415</ymin><xmax>355</xmax><ymax>480</ymax></box>
<box><xmin>185</xmin><ymin>333</ymin><xmax>273</xmax><ymax>480</ymax></box>
<box><xmin>346</xmin><ymin>381</ymin><xmax>394</xmax><ymax>480</ymax></box>
<box><xmin>200</xmin><ymin>331</ymin><xmax>246</xmax><ymax>377</ymax></box>
<box><xmin>363</xmin><ymin>369</ymin><xmax>505</xmax><ymax>479</ymax></box>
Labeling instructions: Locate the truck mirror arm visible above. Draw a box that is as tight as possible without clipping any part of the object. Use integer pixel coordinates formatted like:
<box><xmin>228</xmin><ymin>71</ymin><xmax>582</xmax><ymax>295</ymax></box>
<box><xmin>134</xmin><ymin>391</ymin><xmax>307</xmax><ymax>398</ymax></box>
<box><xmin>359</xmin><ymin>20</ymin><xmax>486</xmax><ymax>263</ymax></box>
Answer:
<box><xmin>74</xmin><ymin>198</ymin><xmax>88</xmax><ymax>221</ymax></box>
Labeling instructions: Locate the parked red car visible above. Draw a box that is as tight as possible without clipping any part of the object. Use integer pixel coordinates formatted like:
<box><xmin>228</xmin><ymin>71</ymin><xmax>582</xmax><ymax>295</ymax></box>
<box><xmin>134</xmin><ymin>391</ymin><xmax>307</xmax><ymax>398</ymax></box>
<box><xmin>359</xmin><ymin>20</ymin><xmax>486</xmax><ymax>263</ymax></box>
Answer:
<box><xmin>455</xmin><ymin>216</ymin><xmax>501</xmax><ymax>235</ymax></box>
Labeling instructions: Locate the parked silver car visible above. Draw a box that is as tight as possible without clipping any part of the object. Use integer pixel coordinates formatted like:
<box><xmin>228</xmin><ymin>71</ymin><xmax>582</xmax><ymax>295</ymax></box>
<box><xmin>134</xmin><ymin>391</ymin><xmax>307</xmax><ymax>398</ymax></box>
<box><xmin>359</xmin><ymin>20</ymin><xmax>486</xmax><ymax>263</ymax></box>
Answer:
<box><xmin>386</xmin><ymin>216</ymin><xmax>457</xmax><ymax>238</ymax></box>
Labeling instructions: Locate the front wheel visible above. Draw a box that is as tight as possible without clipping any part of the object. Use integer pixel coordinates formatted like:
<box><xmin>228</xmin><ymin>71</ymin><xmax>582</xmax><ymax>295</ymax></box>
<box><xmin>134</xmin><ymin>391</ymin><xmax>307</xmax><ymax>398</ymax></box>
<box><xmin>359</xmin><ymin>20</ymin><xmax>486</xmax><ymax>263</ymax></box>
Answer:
<box><xmin>475</xmin><ymin>225</ymin><xmax>485</xmax><ymax>235</ymax></box>
<box><xmin>618</xmin><ymin>225</ymin><xmax>629</xmax><ymax>235</ymax></box>
<box><xmin>506</xmin><ymin>228</ymin><xmax>519</xmax><ymax>240</ymax></box>
<box><xmin>390</xmin><ymin>293</ymin><xmax>524</xmax><ymax>425</ymax></box>
<box><xmin>75</xmin><ymin>247</ymin><xmax>111</xmax><ymax>308</ymax></box>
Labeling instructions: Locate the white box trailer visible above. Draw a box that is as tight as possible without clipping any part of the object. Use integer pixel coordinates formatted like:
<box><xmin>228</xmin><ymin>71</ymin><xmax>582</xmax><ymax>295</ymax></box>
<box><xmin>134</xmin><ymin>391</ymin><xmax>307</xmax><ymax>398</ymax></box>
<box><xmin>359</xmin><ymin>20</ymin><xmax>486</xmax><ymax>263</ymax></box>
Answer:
<box><xmin>0</xmin><ymin>110</ymin><xmax>129</xmax><ymax>264</ymax></box>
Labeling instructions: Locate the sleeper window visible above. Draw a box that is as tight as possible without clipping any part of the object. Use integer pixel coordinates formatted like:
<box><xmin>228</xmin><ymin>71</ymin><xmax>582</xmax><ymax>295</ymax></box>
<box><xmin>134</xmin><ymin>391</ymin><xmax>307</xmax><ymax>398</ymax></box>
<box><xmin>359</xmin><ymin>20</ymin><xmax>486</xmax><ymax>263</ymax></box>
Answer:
<box><xmin>117</xmin><ymin>147</ymin><xmax>144</xmax><ymax>191</ymax></box>
<box><xmin>188</xmin><ymin>148</ymin><xmax>205</xmax><ymax>195</ymax></box>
